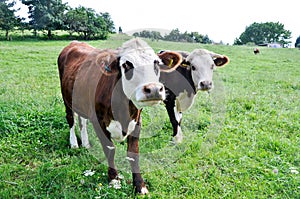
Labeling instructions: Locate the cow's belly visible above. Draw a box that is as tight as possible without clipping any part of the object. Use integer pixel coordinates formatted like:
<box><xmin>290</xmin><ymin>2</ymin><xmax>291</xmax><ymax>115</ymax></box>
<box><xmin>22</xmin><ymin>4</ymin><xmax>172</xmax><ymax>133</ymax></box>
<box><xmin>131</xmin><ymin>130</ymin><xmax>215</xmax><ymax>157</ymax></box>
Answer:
<box><xmin>175</xmin><ymin>90</ymin><xmax>196</xmax><ymax>112</ymax></box>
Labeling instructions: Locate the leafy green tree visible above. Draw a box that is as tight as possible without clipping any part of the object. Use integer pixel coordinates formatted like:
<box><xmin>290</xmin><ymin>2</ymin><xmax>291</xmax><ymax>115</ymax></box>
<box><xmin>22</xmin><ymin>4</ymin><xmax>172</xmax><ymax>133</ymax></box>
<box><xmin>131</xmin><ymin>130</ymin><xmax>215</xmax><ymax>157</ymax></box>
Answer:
<box><xmin>235</xmin><ymin>22</ymin><xmax>291</xmax><ymax>46</ymax></box>
<box><xmin>164</xmin><ymin>28</ymin><xmax>181</xmax><ymax>41</ymax></box>
<box><xmin>295</xmin><ymin>36</ymin><xmax>300</xmax><ymax>48</ymax></box>
<box><xmin>202</xmin><ymin>34</ymin><xmax>212</xmax><ymax>44</ymax></box>
<box><xmin>100</xmin><ymin>12</ymin><xmax>115</xmax><ymax>33</ymax></box>
<box><xmin>0</xmin><ymin>0</ymin><xmax>22</xmax><ymax>40</ymax></box>
<box><xmin>64</xmin><ymin>6</ymin><xmax>112</xmax><ymax>40</ymax></box>
<box><xmin>22</xmin><ymin>0</ymin><xmax>67</xmax><ymax>39</ymax></box>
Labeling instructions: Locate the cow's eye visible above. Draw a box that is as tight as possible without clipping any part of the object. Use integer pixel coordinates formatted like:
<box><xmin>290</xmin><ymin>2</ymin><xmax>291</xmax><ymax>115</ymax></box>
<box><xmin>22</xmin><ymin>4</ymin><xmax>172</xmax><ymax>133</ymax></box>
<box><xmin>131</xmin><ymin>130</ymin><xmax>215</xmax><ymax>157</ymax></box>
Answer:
<box><xmin>191</xmin><ymin>65</ymin><xmax>196</xmax><ymax>71</ymax></box>
<box><xmin>122</xmin><ymin>61</ymin><xmax>134</xmax><ymax>80</ymax></box>
<box><xmin>122</xmin><ymin>61</ymin><xmax>134</xmax><ymax>73</ymax></box>
<box><xmin>154</xmin><ymin>60</ymin><xmax>159</xmax><ymax>75</ymax></box>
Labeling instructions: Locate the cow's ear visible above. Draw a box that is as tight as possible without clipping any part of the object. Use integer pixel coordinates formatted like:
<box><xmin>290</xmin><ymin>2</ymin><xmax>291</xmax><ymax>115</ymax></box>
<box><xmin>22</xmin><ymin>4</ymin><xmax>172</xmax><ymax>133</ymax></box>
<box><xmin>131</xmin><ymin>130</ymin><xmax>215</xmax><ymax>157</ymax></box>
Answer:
<box><xmin>157</xmin><ymin>51</ymin><xmax>182</xmax><ymax>72</ymax></box>
<box><xmin>97</xmin><ymin>51</ymin><xmax>120</xmax><ymax>75</ymax></box>
<box><xmin>212</xmin><ymin>54</ymin><xmax>230</xmax><ymax>67</ymax></box>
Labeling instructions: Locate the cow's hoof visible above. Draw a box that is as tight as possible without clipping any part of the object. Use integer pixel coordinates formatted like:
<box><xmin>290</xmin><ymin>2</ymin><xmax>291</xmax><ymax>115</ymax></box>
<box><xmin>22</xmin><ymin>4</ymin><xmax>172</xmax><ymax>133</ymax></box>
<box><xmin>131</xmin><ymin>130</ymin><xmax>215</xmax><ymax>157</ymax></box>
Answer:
<box><xmin>172</xmin><ymin>134</ymin><xmax>183</xmax><ymax>144</ymax></box>
<box><xmin>109</xmin><ymin>179</ymin><xmax>121</xmax><ymax>189</ymax></box>
<box><xmin>82</xmin><ymin>143</ymin><xmax>91</xmax><ymax>149</ymax></box>
<box><xmin>70</xmin><ymin>144</ymin><xmax>79</xmax><ymax>149</ymax></box>
<box><xmin>140</xmin><ymin>186</ymin><xmax>149</xmax><ymax>195</ymax></box>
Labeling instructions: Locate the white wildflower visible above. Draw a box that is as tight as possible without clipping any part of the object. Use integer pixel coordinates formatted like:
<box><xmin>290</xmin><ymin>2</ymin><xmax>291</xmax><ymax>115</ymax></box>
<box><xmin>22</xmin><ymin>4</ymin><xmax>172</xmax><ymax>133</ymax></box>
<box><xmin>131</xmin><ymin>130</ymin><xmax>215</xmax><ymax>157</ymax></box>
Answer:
<box><xmin>83</xmin><ymin>170</ymin><xmax>95</xmax><ymax>176</ymax></box>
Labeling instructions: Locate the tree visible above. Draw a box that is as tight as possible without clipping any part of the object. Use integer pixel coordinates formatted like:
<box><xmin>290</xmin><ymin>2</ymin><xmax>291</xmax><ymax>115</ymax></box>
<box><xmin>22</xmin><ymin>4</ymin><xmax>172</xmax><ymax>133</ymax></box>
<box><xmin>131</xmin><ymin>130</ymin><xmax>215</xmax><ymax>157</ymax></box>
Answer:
<box><xmin>118</xmin><ymin>26</ymin><xmax>122</xmax><ymax>34</ymax></box>
<box><xmin>295</xmin><ymin>36</ymin><xmax>300</xmax><ymax>48</ymax></box>
<box><xmin>64</xmin><ymin>6</ymin><xmax>112</xmax><ymax>40</ymax></box>
<box><xmin>235</xmin><ymin>22</ymin><xmax>292</xmax><ymax>46</ymax></box>
<box><xmin>100</xmin><ymin>12</ymin><xmax>115</xmax><ymax>33</ymax></box>
<box><xmin>164</xmin><ymin>28</ymin><xmax>181</xmax><ymax>41</ymax></box>
<box><xmin>202</xmin><ymin>34</ymin><xmax>212</xmax><ymax>44</ymax></box>
<box><xmin>22</xmin><ymin>0</ymin><xmax>67</xmax><ymax>39</ymax></box>
<box><xmin>0</xmin><ymin>0</ymin><xmax>22</xmax><ymax>40</ymax></box>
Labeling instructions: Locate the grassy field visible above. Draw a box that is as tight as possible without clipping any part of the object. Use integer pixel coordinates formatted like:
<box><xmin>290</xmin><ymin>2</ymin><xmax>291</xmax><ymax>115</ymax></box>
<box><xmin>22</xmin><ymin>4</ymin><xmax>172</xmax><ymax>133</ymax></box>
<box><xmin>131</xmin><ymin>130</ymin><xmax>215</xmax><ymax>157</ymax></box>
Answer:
<box><xmin>0</xmin><ymin>35</ymin><xmax>299</xmax><ymax>198</ymax></box>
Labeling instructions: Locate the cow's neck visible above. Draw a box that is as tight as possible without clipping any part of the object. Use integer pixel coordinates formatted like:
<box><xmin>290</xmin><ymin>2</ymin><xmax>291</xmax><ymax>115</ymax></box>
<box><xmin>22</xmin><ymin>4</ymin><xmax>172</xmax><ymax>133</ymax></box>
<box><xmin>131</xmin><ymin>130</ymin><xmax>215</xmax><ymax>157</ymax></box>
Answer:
<box><xmin>177</xmin><ymin>66</ymin><xmax>196</xmax><ymax>95</ymax></box>
<box><xmin>109</xmin><ymin>77</ymin><xmax>139</xmax><ymax>130</ymax></box>
<box><xmin>160</xmin><ymin>67</ymin><xmax>196</xmax><ymax>98</ymax></box>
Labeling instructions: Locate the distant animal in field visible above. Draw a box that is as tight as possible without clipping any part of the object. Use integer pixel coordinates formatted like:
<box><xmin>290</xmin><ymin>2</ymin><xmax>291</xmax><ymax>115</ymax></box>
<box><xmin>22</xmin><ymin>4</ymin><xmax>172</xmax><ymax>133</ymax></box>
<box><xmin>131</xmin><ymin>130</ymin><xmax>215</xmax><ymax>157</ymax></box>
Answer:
<box><xmin>57</xmin><ymin>38</ymin><xmax>182</xmax><ymax>194</ymax></box>
<box><xmin>254</xmin><ymin>48</ymin><xmax>260</xmax><ymax>54</ymax></box>
<box><xmin>158</xmin><ymin>49</ymin><xmax>229</xmax><ymax>143</ymax></box>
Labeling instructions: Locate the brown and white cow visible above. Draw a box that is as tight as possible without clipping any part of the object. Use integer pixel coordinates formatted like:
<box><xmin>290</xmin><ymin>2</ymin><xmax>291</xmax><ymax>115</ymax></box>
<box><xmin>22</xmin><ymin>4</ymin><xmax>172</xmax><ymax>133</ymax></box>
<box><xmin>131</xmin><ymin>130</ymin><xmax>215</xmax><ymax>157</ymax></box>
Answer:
<box><xmin>158</xmin><ymin>49</ymin><xmax>229</xmax><ymax>143</ymax></box>
<box><xmin>57</xmin><ymin>38</ymin><xmax>182</xmax><ymax>194</ymax></box>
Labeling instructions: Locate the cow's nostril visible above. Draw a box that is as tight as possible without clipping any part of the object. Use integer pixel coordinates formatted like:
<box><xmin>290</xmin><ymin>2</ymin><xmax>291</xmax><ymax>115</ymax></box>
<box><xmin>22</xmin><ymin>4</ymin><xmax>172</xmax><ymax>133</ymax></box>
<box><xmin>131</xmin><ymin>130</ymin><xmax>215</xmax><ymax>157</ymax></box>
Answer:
<box><xmin>144</xmin><ymin>86</ymin><xmax>151</xmax><ymax>94</ymax></box>
<box><xmin>159</xmin><ymin>86</ymin><xmax>164</xmax><ymax>92</ymax></box>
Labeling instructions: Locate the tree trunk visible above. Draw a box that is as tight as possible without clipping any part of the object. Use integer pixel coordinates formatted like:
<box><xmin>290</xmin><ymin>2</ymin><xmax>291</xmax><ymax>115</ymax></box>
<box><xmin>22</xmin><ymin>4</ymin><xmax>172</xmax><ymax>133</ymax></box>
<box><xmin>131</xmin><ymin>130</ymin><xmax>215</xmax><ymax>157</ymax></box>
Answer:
<box><xmin>48</xmin><ymin>29</ymin><xmax>52</xmax><ymax>39</ymax></box>
<box><xmin>6</xmin><ymin>30</ymin><xmax>9</xmax><ymax>41</ymax></box>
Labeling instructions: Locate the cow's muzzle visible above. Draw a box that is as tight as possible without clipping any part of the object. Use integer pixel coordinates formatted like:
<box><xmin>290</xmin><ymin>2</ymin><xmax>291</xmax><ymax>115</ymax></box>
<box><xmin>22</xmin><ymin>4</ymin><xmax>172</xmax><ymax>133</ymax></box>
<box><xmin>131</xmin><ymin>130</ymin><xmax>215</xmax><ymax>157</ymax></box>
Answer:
<box><xmin>142</xmin><ymin>83</ymin><xmax>165</xmax><ymax>101</ymax></box>
<box><xmin>199</xmin><ymin>81</ymin><xmax>213</xmax><ymax>91</ymax></box>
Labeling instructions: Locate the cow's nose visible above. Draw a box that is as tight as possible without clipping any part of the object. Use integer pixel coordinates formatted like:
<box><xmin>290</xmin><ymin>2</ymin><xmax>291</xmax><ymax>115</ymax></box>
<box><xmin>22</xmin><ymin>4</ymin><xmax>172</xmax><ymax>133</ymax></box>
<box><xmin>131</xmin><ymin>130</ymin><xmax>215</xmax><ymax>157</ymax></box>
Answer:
<box><xmin>143</xmin><ymin>83</ymin><xmax>165</xmax><ymax>99</ymax></box>
<box><xmin>199</xmin><ymin>81</ymin><xmax>212</xmax><ymax>91</ymax></box>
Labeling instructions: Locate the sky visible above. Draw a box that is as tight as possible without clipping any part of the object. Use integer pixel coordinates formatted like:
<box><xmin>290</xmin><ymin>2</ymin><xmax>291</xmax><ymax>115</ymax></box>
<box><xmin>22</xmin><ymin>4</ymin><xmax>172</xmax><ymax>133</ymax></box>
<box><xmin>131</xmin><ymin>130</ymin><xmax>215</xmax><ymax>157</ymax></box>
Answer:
<box><xmin>17</xmin><ymin>0</ymin><xmax>299</xmax><ymax>45</ymax></box>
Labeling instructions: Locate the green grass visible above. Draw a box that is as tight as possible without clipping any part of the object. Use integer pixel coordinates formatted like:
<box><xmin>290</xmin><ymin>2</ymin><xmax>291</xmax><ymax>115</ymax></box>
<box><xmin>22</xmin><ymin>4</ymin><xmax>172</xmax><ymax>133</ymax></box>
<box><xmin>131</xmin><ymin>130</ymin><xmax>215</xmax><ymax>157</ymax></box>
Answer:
<box><xmin>0</xmin><ymin>35</ymin><xmax>299</xmax><ymax>198</ymax></box>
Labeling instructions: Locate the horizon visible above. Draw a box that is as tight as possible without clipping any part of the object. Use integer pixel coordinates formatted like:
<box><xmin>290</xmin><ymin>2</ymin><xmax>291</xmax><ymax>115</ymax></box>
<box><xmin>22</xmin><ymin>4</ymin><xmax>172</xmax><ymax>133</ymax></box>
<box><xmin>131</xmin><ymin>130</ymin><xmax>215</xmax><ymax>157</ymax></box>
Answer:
<box><xmin>15</xmin><ymin>0</ymin><xmax>299</xmax><ymax>46</ymax></box>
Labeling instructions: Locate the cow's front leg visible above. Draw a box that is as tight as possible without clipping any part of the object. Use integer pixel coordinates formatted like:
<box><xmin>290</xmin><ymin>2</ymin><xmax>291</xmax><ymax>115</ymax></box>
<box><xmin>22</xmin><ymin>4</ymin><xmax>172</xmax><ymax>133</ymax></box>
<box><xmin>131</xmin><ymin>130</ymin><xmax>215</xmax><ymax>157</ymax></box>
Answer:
<box><xmin>127</xmin><ymin>122</ymin><xmax>148</xmax><ymax>194</ymax></box>
<box><xmin>173</xmin><ymin>107</ymin><xmax>183</xmax><ymax>143</ymax></box>
<box><xmin>165</xmin><ymin>99</ymin><xmax>183</xmax><ymax>144</ymax></box>
<box><xmin>91</xmin><ymin>121</ymin><xmax>119</xmax><ymax>187</ymax></box>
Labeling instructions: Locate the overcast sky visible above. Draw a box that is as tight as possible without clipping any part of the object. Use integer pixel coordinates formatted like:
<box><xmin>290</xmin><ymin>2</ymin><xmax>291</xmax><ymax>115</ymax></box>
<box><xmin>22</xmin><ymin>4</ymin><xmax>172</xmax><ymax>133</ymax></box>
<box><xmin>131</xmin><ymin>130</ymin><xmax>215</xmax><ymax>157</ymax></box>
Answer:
<box><xmin>17</xmin><ymin>0</ymin><xmax>299</xmax><ymax>45</ymax></box>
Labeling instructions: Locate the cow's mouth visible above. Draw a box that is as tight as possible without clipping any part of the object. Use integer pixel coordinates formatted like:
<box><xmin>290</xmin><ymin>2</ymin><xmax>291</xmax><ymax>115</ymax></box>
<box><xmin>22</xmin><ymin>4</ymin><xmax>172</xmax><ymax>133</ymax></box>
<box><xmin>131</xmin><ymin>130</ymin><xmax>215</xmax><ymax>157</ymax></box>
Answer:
<box><xmin>140</xmin><ymin>98</ymin><xmax>161</xmax><ymax>102</ymax></box>
<box><xmin>198</xmin><ymin>88</ymin><xmax>211</xmax><ymax>92</ymax></box>
<box><xmin>139</xmin><ymin>99</ymin><xmax>162</xmax><ymax>103</ymax></box>
<box><xmin>138</xmin><ymin>99</ymin><xmax>162</xmax><ymax>106</ymax></box>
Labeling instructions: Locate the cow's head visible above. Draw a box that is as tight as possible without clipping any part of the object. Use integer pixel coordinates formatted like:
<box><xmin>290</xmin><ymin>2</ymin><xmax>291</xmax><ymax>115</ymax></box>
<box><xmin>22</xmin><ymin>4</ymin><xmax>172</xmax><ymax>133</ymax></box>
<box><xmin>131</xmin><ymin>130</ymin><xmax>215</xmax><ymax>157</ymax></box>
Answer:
<box><xmin>118</xmin><ymin>38</ymin><xmax>182</xmax><ymax>108</ymax></box>
<box><xmin>182</xmin><ymin>49</ymin><xmax>229</xmax><ymax>91</ymax></box>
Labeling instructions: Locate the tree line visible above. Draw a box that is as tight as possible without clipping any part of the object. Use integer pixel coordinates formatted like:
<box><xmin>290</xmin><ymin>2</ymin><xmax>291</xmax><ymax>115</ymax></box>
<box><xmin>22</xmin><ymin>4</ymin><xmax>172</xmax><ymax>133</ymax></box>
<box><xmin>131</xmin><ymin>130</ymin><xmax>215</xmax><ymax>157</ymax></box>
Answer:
<box><xmin>133</xmin><ymin>29</ymin><xmax>212</xmax><ymax>44</ymax></box>
<box><xmin>0</xmin><ymin>0</ymin><xmax>299</xmax><ymax>47</ymax></box>
<box><xmin>0</xmin><ymin>0</ymin><xmax>115</xmax><ymax>40</ymax></box>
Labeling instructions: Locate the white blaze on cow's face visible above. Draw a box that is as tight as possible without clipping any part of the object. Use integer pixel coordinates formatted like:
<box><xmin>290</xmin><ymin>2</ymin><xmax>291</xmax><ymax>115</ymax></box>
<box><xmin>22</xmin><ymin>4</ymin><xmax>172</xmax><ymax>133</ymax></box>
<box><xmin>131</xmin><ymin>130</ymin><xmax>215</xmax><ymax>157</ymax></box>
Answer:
<box><xmin>186</xmin><ymin>49</ymin><xmax>229</xmax><ymax>91</ymax></box>
<box><xmin>118</xmin><ymin>39</ymin><xmax>165</xmax><ymax>109</ymax></box>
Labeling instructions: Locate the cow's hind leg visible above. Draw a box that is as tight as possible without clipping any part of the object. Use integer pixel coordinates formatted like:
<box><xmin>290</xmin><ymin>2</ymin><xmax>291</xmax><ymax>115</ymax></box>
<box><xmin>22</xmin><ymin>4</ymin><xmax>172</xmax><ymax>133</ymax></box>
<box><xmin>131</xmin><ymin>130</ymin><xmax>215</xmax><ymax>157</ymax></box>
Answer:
<box><xmin>78</xmin><ymin>116</ymin><xmax>90</xmax><ymax>148</ymax></box>
<box><xmin>65</xmin><ymin>107</ymin><xmax>79</xmax><ymax>148</ymax></box>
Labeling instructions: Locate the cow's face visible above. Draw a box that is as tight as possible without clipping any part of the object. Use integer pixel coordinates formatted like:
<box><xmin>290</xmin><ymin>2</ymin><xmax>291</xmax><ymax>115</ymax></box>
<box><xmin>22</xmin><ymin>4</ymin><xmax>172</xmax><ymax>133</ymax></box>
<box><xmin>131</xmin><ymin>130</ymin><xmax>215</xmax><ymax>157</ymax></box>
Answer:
<box><xmin>185</xmin><ymin>49</ymin><xmax>229</xmax><ymax>91</ymax></box>
<box><xmin>119</xmin><ymin>39</ymin><xmax>181</xmax><ymax>108</ymax></box>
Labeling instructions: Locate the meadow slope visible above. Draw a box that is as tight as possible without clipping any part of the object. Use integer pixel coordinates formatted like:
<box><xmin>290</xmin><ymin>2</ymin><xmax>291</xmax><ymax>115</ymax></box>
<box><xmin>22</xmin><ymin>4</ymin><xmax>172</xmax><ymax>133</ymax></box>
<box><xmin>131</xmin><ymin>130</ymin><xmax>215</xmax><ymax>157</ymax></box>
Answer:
<box><xmin>0</xmin><ymin>35</ymin><xmax>299</xmax><ymax>198</ymax></box>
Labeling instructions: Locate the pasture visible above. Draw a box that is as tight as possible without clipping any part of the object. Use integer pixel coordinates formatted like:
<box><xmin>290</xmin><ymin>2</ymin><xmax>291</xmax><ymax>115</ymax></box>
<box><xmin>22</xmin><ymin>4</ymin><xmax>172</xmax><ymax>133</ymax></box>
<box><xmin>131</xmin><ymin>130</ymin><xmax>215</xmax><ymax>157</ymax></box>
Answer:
<box><xmin>0</xmin><ymin>35</ymin><xmax>299</xmax><ymax>198</ymax></box>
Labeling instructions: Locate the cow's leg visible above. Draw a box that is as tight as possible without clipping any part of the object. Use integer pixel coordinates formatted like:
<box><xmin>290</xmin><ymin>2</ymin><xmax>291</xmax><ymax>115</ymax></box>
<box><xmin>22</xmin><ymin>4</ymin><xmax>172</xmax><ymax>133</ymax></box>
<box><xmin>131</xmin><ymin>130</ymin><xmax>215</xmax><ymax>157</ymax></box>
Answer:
<box><xmin>78</xmin><ymin>116</ymin><xmax>90</xmax><ymax>148</ymax></box>
<box><xmin>65</xmin><ymin>106</ymin><xmax>79</xmax><ymax>148</ymax></box>
<box><xmin>165</xmin><ymin>99</ymin><xmax>183</xmax><ymax>144</ymax></box>
<box><xmin>91</xmin><ymin>121</ymin><xmax>119</xmax><ymax>187</ymax></box>
<box><xmin>173</xmin><ymin>105</ymin><xmax>183</xmax><ymax>144</ymax></box>
<box><xmin>127</xmin><ymin>120</ymin><xmax>148</xmax><ymax>194</ymax></box>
